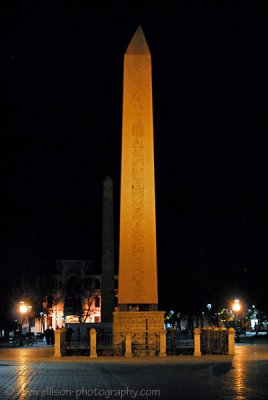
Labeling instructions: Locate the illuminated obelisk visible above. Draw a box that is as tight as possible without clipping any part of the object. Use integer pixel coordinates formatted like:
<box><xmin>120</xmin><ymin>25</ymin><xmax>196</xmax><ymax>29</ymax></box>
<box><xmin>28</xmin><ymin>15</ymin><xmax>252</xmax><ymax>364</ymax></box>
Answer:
<box><xmin>113</xmin><ymin>27</ymin><xmax>165</xmax><ymax>356</ymax></box>
<box><xmin>118</xmin><ymin>26</ymin><xmax>158</xmax><ymax>309</ymax></box>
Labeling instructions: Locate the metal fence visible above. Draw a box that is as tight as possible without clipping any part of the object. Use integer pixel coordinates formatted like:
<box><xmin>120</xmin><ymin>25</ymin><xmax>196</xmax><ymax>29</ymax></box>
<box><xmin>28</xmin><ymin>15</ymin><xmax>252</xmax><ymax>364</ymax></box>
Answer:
<box><xmin>131</xmin><ymin>333</ymin><xmax>160</xmax><ymax>356</ymax></box>
<box><xmin>64</xmin><ymin>338</ymin><xmax>90</xmax><ymax>356</ymax></box>
<box><xmin>62</xmin><ymin>332</ymin><xmax>161</xmax><ymax>357</ymax></box>
<box><xmin>166</xmin><ymin>330</ymin><xmax>194</xmax><ymax>355</ymax></box>
<box><xmin>201</xmin><ymin>329</ymin><xmax>228</xmax><ymax>355</ymax></box>
<box><xmin>96</xmin><ymin>331</ymin><xmax>124</xmax><ymax>356</ymax></box>
<box><xmin>61</xmin><ymin>331</ymin><xmax>125</xmax><ymax>356</ymax></box>
<box><xmin>62</xmin><ymin>329</ymin><xmax>232</xmax><ymax>357</ymax></box>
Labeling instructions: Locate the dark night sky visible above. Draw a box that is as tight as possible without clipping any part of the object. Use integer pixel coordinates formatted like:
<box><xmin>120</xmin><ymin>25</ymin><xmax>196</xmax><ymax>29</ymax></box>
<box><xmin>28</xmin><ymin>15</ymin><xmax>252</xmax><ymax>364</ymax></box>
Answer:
<box><xmin>2</xmin><ymin>1</ymin><xmax>268</xmax><ymax>310</ymax></box>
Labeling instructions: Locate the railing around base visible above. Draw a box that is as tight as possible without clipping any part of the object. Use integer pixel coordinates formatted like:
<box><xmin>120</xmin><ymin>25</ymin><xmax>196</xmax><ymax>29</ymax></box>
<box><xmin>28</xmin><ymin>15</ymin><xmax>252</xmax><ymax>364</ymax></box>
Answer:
<box><xmin>96</xmin><ymin>330</ymin><xmax>125</xmax><ymax>356</ymax></box>
<box><xmin>201</xmin><ymin>327</ymin><xmax>228</xmax><ymax>355</ymax></box>
<box><xmin>64</xmin><ymin>340</ymin><xmax>90</xmax><ymax>356</ymax></box>
<box><xmin>166</xmin><ymin>329</ymin><xmax>194</xmax><ymax>355</ymax></box>
<box><xmin>55</xmin><ymin>327</ymin><xmax>235</xmax><ymax>357</ymax></box>
<box><xmin>131</xmin><ymin>333</ymin><xmax>160</xmax><ymax>356</ymax></box>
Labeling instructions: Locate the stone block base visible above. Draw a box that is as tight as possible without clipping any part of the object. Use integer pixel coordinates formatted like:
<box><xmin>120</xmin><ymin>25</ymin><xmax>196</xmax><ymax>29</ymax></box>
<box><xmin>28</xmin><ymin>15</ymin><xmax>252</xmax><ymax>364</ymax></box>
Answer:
<box><xmin>113</xmin><ymin>311</ymin><xmax>165</xmax><ymax>356</ymax></box>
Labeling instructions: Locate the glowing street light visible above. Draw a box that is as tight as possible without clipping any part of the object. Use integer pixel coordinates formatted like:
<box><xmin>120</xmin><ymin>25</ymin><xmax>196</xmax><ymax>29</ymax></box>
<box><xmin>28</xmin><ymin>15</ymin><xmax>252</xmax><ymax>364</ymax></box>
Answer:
<box><xmin>19</xmin><ymin>302</ymin><xmax>27</xmax><ymax>314</ymax></box>
<box><xmin>233</xmin><ymin>299</ymin><xmax>241</xmax><ymax>312</ymax></box>
<box><xmin>232</xmin><ymin>299</ymin><xmax>241</xmax><ymax>332</ymax></box>
<box><xmin>19</xmin><ymin>301</ymin><xmax>32</xmax><ymax>337</ymax></box>
<box><xmin>207</xmin><ymin>304</ymin><xmax>212</xmax><ymax>324</ymax></box>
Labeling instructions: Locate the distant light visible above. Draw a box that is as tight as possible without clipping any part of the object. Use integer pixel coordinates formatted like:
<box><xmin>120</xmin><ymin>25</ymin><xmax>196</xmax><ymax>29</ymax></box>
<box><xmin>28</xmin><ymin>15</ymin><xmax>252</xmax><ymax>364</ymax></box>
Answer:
<box><xmin>207</xmin><ymin>304</ymin><xmax>212</xmax><ymax>310</ymax></box>
<box><xmin>250</xmin><ymin>318</ymin><xmax>258</xmax><ymax>329</ymax></box>
<box><xmin>170</xmin><ymin>310</ymin><xmax>174</xmax><ymax>315</ymax></box>
<box><xmin>20</xmin><ymin>304</ymin><xmax>27</xmax><ymax>314</ymax></box>
<box><xmin>233</xmin><ymin>299</ymin><xmax>241</xmax><ymax>312</ymax></box>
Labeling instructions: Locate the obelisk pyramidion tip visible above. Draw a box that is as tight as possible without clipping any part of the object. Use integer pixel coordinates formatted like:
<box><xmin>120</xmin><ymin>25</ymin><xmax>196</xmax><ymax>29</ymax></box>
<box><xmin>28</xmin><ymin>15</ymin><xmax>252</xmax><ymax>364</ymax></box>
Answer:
<box><xmin>125</xmin><ymin>26</ymin><xmax>150</xmax><ymax>55</ymax></box>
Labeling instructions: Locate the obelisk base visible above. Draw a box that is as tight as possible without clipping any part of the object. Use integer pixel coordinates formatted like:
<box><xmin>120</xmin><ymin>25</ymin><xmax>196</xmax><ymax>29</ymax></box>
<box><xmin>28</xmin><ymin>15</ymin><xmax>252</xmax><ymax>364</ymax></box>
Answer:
<box><xmin>113</xmin><ymin>311</ymin><xmax>165</xmax><ymax>356</ymax></box>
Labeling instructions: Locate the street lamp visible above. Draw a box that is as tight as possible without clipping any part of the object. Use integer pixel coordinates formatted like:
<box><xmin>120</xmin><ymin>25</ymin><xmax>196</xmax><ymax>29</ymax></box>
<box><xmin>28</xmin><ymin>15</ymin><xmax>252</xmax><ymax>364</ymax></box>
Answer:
<box><xmin>207</xmin><ymin>304</ymin><xmax>212</xmax><ymax>324</ymax></box>
<box><xmin>19</xmin><ymin>301</ymin><xmax>27</xmax><ymax>314</ymax></box>
<box><xmin>19</xmin><ymin>301</ymin><xmax>27</xmax><ymax>335</ymax></box>
<box><xmin>40</xmin><ymin>312</ymin><xmax>45</xmax><ymax>333</ymax></box>
<box><xmin>27</xmin><ymin>306</ymin><xmax>32</xmax><ymax>333</ymax></box>
<box><xmin>19</xmin><ymin>301</ymin><xmax>32</xmax><ymax>336</ymax></box>
<box><xmin>232</xmin><ymin>299</ymin><xmax>241</xmax><ymax>332</ymax></box>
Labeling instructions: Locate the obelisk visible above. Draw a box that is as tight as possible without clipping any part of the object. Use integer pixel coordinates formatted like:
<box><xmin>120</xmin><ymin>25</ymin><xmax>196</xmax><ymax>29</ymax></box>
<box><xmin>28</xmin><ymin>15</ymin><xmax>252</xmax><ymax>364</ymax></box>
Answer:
<box><xmin>113</xmin><ymin>27</ymin><xmax>165</xmax><ymax>356</ymax></box>
<box><xmin>118</xmin><ymin>26</ymin><xmax>158</xmax><ymax>309</ymax></box>
<box><xmin>101</xmin><ymin>176</ymin><xmax>114</xmax><ymax>323</ymax></box>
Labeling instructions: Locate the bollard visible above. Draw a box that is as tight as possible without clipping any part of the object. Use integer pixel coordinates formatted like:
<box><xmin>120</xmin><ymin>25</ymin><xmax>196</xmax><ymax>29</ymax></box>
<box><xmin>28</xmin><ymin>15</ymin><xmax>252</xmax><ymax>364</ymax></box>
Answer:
<box><xmin>194</xmin><ymin>327</ymin><xmax>201</xmax><ymax>356</ymax></box>
<box><xmin>54</xmin><ymin>328</ymin><xmax>66</xmax><ymax>357</ymax></box>
<box><xmin>125</xmin><ymin>334</ymin><xmax>132</xmax><ymax>357</ymax></box>
<box><xmin>90</xmin><ymin>328</ymin><xmax>97</xmax><ymax>358</ymax></box>
<box><xmin>228</xmin><ymin>327</ymin><xmax>235</xmax><ymax>355</ymax></box>
<box><xmin>159</xmin><ymin>331</ymin><xmax>167</xmax><ymax>357</ymax></box>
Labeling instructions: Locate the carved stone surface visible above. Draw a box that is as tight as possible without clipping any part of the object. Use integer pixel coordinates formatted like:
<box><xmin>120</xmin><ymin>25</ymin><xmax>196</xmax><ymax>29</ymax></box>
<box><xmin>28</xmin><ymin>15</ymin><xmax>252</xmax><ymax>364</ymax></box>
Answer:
<box><xmin>118</xmin><ymin>26</ymin><xmax>158</xmax><ymax>305</ymax></box>
<box><xmin>114</xmin><ymin>28</ymin><xmax>164</xmax><ymax>356</ymax></box>
<box><xmin>113</xmin><ymin>311</ymin><xmax>165</xmax><ymax>356</ymax></box>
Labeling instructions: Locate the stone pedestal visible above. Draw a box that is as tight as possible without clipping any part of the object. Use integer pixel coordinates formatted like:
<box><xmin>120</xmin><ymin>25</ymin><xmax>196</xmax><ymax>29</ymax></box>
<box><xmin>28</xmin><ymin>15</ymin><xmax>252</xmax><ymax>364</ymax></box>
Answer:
<box><xmin>113</xmin><ymin>311</ymin><xmax>165</xmax><ymax>356</ymax></box>
<box><xmin>90</xmin><ymin>328</ymin><xmax>97</xmax><ymax>358</ymax></box>
<box><xmin>54</xmin><ymin>328</ymin><xmax>66</xmax><ymax>357</ymax></box>
<box><xmin>194</xmin><ymin>327</ymin><xmax>201</xmax><ymax>356</ymax></box>
<box><xmin>228</xmin><ymin>327</ymin><xmax>235</xmax><ymax>355</ymax></box>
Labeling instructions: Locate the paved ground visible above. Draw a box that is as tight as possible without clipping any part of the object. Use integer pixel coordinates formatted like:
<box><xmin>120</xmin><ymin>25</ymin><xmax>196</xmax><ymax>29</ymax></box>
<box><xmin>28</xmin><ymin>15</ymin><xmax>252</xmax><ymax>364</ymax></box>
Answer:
<box><xmin>0</xmin><ymin>343</ymin><xmax>267</xmax><ymax>399</ymax></box>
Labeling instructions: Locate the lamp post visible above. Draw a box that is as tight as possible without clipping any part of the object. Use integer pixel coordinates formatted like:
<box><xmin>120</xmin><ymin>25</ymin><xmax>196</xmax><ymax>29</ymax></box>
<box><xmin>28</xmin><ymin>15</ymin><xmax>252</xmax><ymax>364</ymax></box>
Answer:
<box><xmin>207</xmin><ymin>304</ymin><xmax>212</xmax><ymax>325</ymax></box>
<box><xmin>40</xmin><ymin>312</ymin><xmax>44</xmax><ymax>333</ymax></box>
<box><xmin>27</xmin><ymin>306</ymin><xmax>32</xmax><ymax>333</ymax></box>
<box><xmin>232</xmin><ymin>299</ymin><xmax>241</xmax><ymax>332</ymax></box>
<box><xmin>19</xmin><ymin>301</ymin><xmax>32</xmax><ymax>337</ymax></box>
<box><xmin>19</xmin><ymin>301</ymin><xmax>27</xmax><ymax>345</ymax></box>
<box><xmin>19</xmin><ymin>301</ymin><xmax>27</xmax><ymax>335</ymax></box>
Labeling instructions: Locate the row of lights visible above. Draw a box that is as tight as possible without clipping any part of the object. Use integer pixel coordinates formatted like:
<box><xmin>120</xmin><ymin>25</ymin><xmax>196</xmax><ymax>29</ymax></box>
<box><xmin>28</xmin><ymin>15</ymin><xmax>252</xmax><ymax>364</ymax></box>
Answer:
<box><xmin>206</xmin><ymin>299</ymin><xmax>241</xmax><ymax>312</ymax></box>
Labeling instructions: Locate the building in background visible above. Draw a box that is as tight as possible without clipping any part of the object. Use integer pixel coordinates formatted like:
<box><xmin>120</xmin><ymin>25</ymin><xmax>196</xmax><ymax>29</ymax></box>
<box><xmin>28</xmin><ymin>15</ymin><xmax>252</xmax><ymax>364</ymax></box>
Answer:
<box><xmin>48</xmin><ymin>260</ymin><xmax>118</xmax><ymax>330</ymax></box>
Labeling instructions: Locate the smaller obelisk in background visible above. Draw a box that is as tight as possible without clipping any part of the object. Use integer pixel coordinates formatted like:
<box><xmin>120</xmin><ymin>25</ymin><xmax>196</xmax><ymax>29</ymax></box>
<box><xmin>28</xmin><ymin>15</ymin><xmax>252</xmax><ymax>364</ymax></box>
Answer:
<box><xmin>101</xmin><ymin>176</ymin><xmax>115</xmax><ymax>323</ymax></box>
